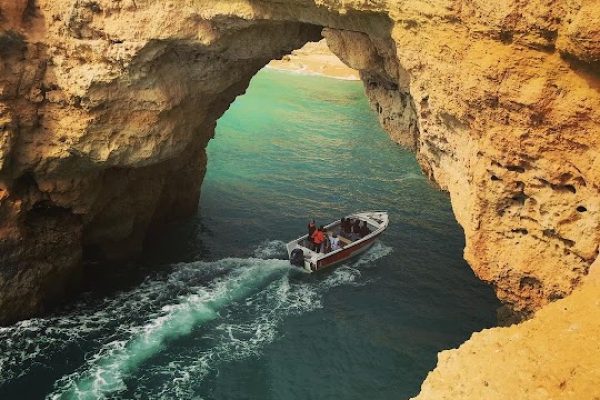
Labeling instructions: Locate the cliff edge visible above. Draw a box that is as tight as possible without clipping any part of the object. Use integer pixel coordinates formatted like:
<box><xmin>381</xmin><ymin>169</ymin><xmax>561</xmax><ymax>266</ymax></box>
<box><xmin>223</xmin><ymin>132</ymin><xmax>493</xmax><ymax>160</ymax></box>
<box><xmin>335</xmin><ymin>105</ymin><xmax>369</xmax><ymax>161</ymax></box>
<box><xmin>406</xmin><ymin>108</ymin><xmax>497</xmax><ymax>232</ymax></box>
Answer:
<box><xmin>413</xmin><ymin>264</ymin><xmax>600</xmax><ymax>399</ymax></box>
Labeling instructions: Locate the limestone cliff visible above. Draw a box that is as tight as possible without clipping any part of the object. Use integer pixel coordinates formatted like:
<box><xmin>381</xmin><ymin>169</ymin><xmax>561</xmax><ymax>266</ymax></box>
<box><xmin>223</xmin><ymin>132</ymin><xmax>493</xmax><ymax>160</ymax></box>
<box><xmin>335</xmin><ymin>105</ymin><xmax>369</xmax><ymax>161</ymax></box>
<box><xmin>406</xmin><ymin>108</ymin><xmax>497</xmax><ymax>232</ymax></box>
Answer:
<box><xmin>413</xmin><ymin>266</ymin><xmax>600</xmax><ymax>400</ymax></box>
<box><xmin>0</xmin><ymin>0</ymin><xmax>599</xmax><ymax>397</ymax></box>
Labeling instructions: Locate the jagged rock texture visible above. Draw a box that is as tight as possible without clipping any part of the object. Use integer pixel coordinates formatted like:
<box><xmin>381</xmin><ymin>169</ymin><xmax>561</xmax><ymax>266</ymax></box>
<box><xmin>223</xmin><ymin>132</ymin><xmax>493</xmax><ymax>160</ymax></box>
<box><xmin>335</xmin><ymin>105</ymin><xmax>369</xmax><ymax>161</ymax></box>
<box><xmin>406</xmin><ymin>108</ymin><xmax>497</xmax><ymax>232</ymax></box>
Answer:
<box><xmin>0</xmin><ymin>0</ymin><xmax>599</xmax><ymax>397</ymax></box>
<box><xmin>412</xmin><ymin>268</ymin><xmax>600</xmax><ymax>400</ymax></box>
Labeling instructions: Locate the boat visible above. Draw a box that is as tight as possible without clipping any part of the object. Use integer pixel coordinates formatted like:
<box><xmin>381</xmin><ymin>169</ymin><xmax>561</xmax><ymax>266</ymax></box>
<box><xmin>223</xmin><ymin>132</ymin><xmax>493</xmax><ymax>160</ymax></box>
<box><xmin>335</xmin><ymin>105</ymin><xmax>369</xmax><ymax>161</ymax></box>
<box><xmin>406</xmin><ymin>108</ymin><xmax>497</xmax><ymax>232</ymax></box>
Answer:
<box><xmin>286</xmin><ymin>211</ymin><xmax>389</xmax><ymax>272</ymax></box>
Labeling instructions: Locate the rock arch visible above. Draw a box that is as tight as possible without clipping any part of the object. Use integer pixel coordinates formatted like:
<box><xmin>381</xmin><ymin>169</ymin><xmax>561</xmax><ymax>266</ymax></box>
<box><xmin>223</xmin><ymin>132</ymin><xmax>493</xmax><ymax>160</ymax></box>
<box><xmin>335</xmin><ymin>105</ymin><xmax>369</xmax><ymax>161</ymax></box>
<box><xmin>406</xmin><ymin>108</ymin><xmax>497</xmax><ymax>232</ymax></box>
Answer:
<box><xmin>0</xmin><ymin>0</ymin><xmax>598</xmax><ymax>329</ymax></box>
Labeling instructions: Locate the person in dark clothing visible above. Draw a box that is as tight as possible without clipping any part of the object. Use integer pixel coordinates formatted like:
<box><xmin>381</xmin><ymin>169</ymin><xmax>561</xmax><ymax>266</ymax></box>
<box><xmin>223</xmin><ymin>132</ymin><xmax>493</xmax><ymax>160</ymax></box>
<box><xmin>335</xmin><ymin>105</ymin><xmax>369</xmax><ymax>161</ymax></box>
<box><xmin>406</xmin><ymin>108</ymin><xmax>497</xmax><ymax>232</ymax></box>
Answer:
<box><xmin>359</xmin><ymin>221</ymin><xmax>371</xmax><ymax>238</ymax></box>
<box><xmin>340</xmin><ymin>218</ymin><xmax>348</xmax><ymax>238</ymax></box>
<box><xmin>342</xmin><ymin>218</ymin><xmax>352</xmax><ymax>238</ymax></box>
<box><xmin>351</xmin><ymin>219</ymin><xmax>361</xmax><ymax>241</ymax></box>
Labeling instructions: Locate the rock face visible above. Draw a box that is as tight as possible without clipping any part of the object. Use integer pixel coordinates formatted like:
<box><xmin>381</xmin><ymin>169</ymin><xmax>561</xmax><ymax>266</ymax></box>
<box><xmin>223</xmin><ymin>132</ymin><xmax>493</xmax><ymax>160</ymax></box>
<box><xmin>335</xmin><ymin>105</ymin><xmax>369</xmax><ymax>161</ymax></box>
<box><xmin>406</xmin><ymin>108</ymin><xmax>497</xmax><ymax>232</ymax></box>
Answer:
<box><xmin>0</xmin><ymin>0</ymin><xmax>598</xmax><ymax>396</ymax></box>
<box><xmin>413</xmin><ymin>268</ymin><xmax>600</xmax><ymax>400</ymax></box>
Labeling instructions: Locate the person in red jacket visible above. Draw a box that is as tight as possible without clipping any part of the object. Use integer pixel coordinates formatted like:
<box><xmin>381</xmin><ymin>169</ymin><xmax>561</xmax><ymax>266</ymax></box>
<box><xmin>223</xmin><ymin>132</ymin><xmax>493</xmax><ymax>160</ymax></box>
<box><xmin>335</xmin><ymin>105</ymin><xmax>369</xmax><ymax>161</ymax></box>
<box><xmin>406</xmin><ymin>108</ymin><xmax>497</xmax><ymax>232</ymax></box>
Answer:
<box><xmin>311</xmin><ymin>226</ymin><xmax>326</xmax><ymax>253</ymax></box>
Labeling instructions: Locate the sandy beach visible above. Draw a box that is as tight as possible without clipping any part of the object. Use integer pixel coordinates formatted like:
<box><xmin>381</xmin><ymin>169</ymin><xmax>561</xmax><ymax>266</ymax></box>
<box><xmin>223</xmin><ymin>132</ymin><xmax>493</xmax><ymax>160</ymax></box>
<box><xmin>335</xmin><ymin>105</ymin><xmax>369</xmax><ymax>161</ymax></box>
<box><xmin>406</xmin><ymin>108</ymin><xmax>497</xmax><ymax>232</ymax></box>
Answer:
<box><xmin>266</xmin><ymin>40</ymin><xmax>360</xmax><ymax>81</ymax></box>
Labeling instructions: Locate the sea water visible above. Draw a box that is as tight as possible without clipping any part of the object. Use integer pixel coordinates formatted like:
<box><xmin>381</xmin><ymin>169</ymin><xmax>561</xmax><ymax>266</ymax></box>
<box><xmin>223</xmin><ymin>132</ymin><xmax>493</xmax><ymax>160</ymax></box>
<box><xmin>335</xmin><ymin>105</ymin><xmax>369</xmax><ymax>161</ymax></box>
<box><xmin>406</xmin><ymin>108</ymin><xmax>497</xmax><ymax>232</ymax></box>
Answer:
<box><xmin>0</xmin><ymin>69</ymin><xmax>500</xmax><ymax>399</ymax></box>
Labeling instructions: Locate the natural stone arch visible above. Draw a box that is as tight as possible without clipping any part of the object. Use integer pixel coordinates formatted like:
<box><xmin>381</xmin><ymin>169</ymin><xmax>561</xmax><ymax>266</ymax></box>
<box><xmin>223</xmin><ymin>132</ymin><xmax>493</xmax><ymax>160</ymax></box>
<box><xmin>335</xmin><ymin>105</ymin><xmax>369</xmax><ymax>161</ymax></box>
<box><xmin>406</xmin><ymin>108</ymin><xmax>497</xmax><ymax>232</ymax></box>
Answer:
<box><xmin>0</xmin><ymin>0</ymin><xmax>599</xmax><ymax>329</ymax></box>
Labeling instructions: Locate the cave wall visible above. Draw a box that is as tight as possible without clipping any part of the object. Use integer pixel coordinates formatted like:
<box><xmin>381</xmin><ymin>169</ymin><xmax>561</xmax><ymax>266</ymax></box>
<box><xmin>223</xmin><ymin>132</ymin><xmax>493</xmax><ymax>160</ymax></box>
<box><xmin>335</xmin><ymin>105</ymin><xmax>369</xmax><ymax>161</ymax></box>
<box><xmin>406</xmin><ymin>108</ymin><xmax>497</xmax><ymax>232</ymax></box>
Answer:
<box><xmin>0</xmin><ymin>0</ymin><xmax>598</xmax><ymax>326</ymax></box>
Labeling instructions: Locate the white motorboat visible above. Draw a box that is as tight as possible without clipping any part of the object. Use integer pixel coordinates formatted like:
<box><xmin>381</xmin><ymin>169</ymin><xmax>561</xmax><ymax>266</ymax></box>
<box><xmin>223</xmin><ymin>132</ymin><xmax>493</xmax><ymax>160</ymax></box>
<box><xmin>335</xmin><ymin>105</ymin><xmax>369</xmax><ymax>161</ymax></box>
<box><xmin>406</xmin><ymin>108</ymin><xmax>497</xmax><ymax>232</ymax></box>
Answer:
<box><xmin>286</xmin><ymin>211</ymin><xmax>389</xmax><ymax>272</ymax></box>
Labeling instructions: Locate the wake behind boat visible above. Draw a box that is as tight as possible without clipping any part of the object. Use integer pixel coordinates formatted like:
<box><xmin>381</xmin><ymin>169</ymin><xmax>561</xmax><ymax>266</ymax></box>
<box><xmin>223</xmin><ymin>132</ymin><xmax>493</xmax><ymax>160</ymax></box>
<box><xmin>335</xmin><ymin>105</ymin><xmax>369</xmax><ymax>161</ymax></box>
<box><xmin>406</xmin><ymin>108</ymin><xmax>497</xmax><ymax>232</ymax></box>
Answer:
<box><xmin>286</xmin><ymin>211</ymin><xmax>389</xmax><ymax>272</ymax></box>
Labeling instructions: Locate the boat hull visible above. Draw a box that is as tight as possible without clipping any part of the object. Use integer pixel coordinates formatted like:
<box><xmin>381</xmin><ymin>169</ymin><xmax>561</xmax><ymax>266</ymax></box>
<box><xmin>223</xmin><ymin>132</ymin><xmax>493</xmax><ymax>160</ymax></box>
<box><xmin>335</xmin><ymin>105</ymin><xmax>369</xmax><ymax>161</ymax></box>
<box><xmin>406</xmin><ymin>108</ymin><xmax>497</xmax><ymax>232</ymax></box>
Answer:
<box><xmin>315</xmin><ymin>235</ymin><xmax>376</xmax><ymax>270</ymax></box>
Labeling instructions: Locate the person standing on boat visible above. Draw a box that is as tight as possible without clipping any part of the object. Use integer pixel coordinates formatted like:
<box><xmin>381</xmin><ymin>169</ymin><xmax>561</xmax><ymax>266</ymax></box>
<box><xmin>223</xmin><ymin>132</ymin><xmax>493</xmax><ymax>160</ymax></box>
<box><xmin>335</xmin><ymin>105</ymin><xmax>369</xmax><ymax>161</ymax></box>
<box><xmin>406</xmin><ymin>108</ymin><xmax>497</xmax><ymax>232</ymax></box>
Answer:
<box><xmin>311</xmin><ymin>226</ymin><xmax>326</xmax><ymax>253</ymax></box>
<box><xmin>307</xmin><ymin>219</ymin><xmax>317</xmax><ymax>249</ymax></box>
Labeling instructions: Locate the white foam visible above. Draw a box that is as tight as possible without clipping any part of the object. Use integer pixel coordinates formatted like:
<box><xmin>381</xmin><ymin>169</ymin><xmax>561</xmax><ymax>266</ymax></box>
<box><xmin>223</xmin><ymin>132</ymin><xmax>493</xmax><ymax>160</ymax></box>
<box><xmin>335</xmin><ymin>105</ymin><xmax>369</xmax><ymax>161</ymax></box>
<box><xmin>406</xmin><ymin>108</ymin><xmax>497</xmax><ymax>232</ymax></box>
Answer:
<box><xmin>1</xmin><ymin>241</ymin><xmax>392</xmax><ymax>399</ymax></box>
<box><xmin>47</xmin><ymin>258</ymin><xmax>289</xmax><ymax>399</ymax></box>
<box><xmin>352</xmin><ymin>242</ymin><xmax>393</xmax><ymax>268</ymax></box>
<box><xmin>322</xmin><ymin>266</ymin><xmax>362</xmax><ymax>288</ymax></box>
<box><xmin>253</xmin><ymin>240</ymin><xmax>288</xmax><ymax>259</ymax></box>
<box><xmin>149</xmin><ymin>274</ymin><xmax>323</xmax><ymax>397</ymax></box>
<box><xmin>317</xmin><ymin>243</ymin><xmax>393</xmax><ymax>290</ymax></box>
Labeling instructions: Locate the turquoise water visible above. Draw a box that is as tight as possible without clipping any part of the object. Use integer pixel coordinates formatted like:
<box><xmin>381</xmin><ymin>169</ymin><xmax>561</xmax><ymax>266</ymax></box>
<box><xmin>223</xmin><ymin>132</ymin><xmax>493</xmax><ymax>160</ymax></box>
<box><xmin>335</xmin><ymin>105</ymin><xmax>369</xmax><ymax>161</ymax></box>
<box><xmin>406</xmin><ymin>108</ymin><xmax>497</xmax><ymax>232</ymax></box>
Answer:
<box><xmin>0</xmin><ymin>70</ymin><xmax>500</xmax><ymax>399</ymax></box>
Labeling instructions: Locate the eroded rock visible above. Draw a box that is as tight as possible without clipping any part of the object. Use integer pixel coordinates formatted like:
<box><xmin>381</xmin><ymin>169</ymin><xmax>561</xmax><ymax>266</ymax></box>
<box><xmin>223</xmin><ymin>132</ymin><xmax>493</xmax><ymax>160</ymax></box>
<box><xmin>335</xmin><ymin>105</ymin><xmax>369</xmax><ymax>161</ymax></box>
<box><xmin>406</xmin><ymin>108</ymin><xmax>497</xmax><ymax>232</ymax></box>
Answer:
<box><xmin>412</xmin><ymin>271</ymin><xmax>600</xmax><ymax>400</ymax></box>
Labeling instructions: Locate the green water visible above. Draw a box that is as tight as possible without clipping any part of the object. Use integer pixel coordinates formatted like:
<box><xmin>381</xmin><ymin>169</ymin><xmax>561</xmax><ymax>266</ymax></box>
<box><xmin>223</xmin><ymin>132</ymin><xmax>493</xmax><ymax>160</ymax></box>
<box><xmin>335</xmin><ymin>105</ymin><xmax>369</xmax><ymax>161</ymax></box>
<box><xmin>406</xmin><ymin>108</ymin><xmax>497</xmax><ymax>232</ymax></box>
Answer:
<box><xmin>0</xmin><ymin>69</ymin><xmax>500</xmax><ymax>399</ymax></box>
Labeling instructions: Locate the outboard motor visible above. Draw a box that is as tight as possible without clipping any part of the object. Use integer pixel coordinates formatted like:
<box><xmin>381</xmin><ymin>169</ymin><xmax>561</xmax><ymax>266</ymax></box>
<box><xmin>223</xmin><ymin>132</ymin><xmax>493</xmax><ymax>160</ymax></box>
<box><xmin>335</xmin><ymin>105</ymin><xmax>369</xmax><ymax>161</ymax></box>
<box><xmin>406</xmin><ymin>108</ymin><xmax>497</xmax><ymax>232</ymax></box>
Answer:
<box><xmin>289</xmin><ymin>248</ymin><xmax>305</xmax><ymax>267</ymax></box>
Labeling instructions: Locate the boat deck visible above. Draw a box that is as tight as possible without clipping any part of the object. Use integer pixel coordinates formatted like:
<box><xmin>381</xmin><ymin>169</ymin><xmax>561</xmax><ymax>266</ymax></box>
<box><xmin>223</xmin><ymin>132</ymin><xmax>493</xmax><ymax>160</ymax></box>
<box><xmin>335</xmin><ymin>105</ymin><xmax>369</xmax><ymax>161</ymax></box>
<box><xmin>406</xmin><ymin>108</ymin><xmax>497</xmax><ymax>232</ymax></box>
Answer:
<box><xmin>296</xmin><ymin>220</ymin><xmax>374</xmax><ymax>255</ymax></box>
